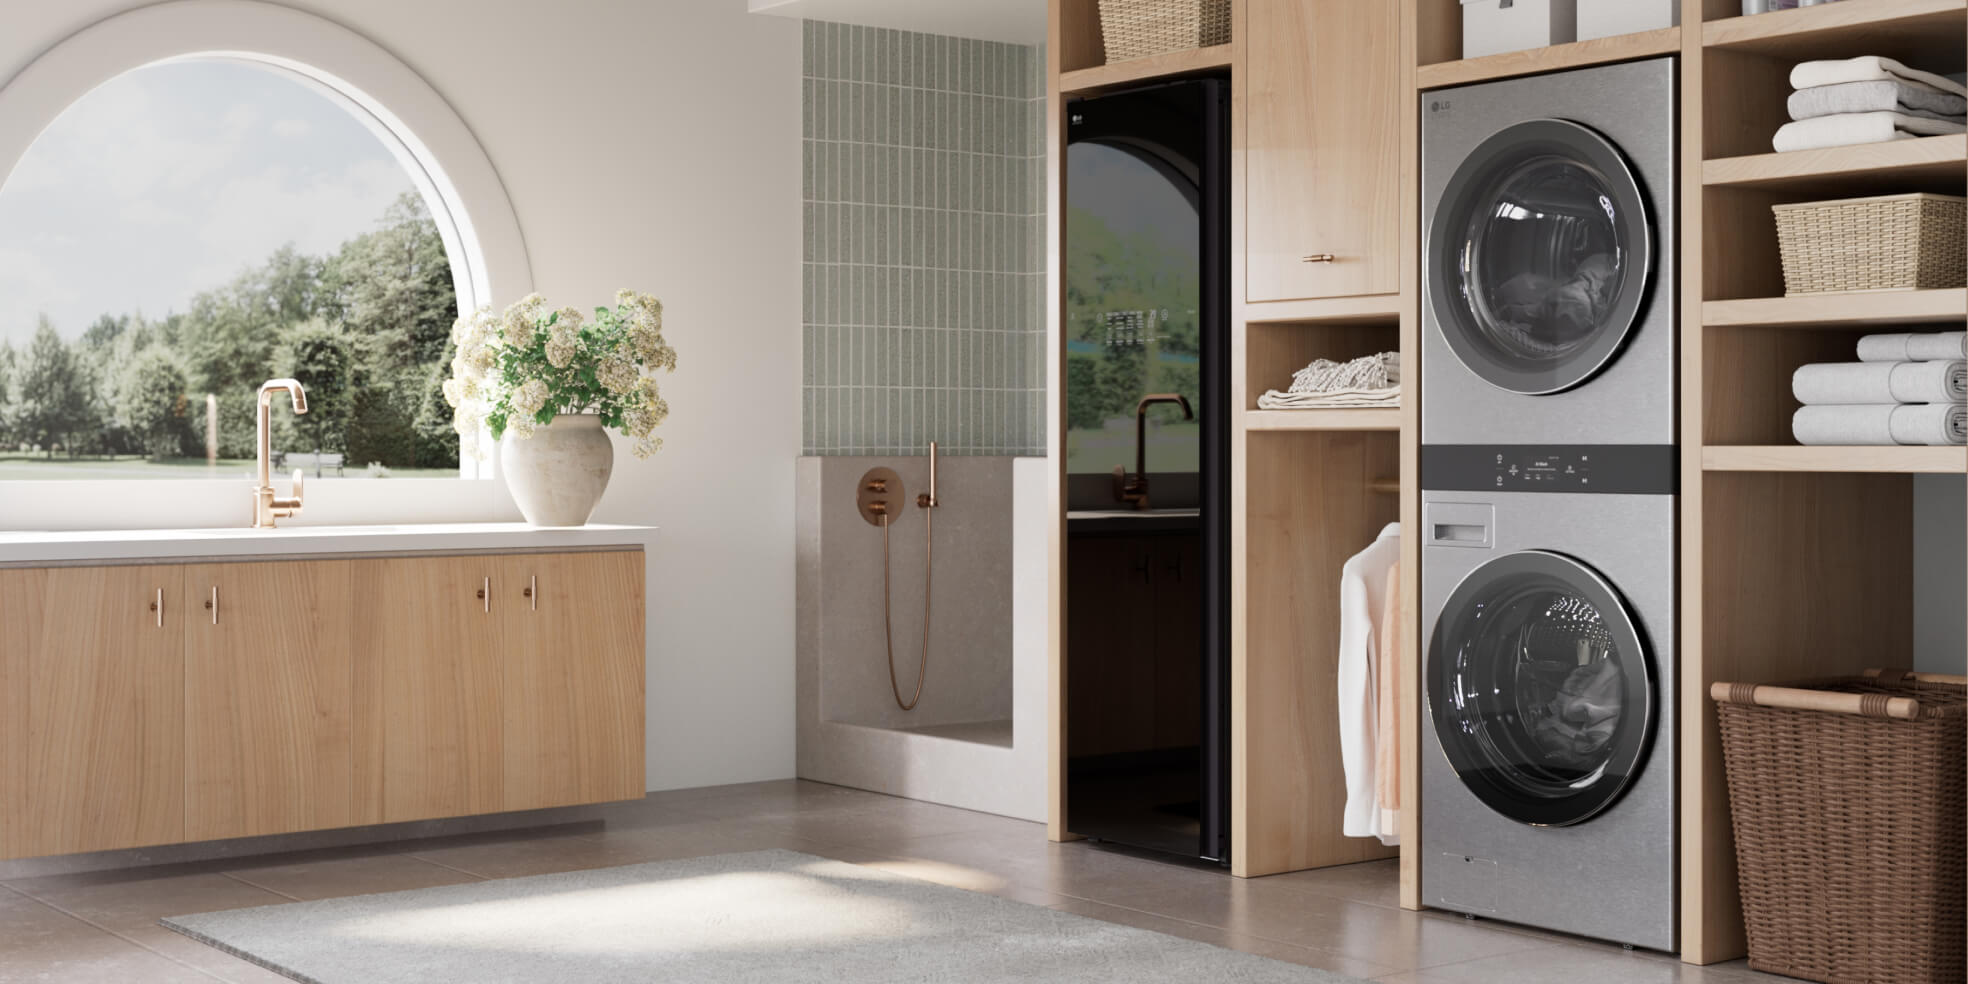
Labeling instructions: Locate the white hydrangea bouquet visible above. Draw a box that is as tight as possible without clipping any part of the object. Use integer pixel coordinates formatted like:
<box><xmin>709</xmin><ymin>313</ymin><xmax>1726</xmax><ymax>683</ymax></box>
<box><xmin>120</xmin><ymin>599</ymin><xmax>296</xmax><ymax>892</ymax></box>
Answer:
<box><xmin>443</xmin><ymin>290</ymin><xmax>677</xmax><ymax>459</ymax></box>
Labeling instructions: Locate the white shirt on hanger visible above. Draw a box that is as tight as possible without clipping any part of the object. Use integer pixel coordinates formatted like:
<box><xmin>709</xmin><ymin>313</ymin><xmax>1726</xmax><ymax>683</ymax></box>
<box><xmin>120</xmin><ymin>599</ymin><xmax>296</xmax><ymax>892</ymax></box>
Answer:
<box><xmin>1338</xmin><ymin>522</ymin><xmax>1401</xmax><ymax>846</ymax></box>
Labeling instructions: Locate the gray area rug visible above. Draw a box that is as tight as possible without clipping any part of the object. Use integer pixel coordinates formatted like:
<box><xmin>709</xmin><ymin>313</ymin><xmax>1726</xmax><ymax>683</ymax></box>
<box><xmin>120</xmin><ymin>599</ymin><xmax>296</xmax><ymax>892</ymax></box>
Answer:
<box><xmin>164</xmin><ymin>849</ymin><xmax>1368</xmax><ymax>983</ymax></box>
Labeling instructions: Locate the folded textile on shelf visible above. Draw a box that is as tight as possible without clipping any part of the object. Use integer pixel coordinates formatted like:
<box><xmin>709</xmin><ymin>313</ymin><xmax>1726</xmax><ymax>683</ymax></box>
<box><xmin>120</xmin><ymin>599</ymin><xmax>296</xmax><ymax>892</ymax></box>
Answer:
<box><xmin>1789</xmin><ymin>56</ymin><xmax>1968</xmax><ymax>99</ymax></box>
<box><xmin>1793</xmin><ymin>403</ymin><xmax>1968</xmax><ymax>446</ymax></box>
<box><xmin>1857</xmin><ymin>331</ymin><xmax>1968</xmax><ymax>363</ymax></box>
<box><xmin>1257</xmin><ymin>351</ymin><xmax>1401</xmax><ymax>410</ymax></box>
<box><xmin>1792</xmin><ymin>360</ymin><xmax>1968</xmax><ymax>405</ymax></box>
<box><xmin>1787</xmin><ymin>80</ymin><xmax>1967</xmax><ymax>123</ymax></box>
<box><xmin>1773</xmin><ymin>111</ymin><xmax>1965</xmax><ymax>153</ymax></box>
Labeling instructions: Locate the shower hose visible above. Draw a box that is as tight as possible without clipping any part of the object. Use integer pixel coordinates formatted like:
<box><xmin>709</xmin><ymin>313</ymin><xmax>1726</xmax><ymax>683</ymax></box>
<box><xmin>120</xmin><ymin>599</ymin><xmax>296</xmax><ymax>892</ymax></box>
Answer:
<box><xmin>880</xmin><ymin>508</ymin><xmax>930</xmax><ymax>711</ymax></box>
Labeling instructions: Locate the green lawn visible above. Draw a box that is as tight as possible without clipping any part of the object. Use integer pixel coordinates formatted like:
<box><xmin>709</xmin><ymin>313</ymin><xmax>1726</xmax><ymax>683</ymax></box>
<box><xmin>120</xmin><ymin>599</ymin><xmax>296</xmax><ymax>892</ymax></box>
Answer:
<box><xmin>0</xmin><ymin>455</ymin><xmax>460</xmax><ymax>481</ymax></box>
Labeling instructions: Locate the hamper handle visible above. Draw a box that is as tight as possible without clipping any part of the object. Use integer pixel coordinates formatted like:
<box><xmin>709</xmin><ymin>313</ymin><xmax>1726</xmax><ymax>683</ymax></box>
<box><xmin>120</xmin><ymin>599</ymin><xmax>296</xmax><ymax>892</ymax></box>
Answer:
<box><xmin>1864</xmin><ymin>667</ymin><xmax>1968</xmax><ymax>687</ymax></box>
<box><xmin>1710</xmin><ymin>681</ymin><xmax>1921</xmax><ymax>720</ymax></box>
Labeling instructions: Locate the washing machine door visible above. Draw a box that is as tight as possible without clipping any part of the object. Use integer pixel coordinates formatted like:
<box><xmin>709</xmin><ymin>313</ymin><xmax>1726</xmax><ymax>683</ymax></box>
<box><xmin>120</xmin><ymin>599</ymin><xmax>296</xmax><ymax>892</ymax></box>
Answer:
<box><xmin>1429</xmin><ymin>119</ymin><xmax>1652</xmax><ymax>395</ymax></box>
<box><xmin>1428</xmin><ymin>550</ymin><xmax>1654</xmax><ymax>827</ymax></box>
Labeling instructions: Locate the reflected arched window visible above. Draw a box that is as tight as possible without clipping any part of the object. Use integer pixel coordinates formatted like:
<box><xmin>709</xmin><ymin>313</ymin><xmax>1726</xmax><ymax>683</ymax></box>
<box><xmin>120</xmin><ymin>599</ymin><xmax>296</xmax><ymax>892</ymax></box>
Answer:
<box><xmin>0</xmin><ymin>59</ymin><xmax>463</xmax><ymax>480</ymax></box>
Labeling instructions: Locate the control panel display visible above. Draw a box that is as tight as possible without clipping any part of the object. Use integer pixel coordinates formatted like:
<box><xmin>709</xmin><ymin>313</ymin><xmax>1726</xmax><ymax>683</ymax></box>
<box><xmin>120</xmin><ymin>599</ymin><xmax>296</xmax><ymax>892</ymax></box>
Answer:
<box><xmin>1493</xmin><ymin>450</ymin><xmax>1593</xmax><ymax>489</ymax></box>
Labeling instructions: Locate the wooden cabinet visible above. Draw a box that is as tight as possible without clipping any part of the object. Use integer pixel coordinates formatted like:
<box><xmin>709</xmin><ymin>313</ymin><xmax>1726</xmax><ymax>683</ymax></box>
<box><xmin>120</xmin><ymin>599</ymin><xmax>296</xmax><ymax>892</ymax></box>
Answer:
<box><xmin>1065</xmin><ymin>532</ymin><xmax>1203</xmax><ymax>760</ymax></box>
<box><xmin>185</xmin><ymin>560</ymin><xmax>354</xmax><ymax>841</ymax></box>
<box><xmin>0</xmin><ymin>547</ymin><xmax>643</xmax><ymax>862</ymax></box>
<box><xmin>354</xmin><ymin>551</ymin><xmax>645</xmax><ymax>824</ymax></box>
<box><xmin>354</xmin><ymin>555</ymin><xmax>506</xmax><ymax>824</ymax></box>
<box><xmin>1244</xmin><ymin>0</ymin><xmax>1401</xmax><ymax>302</ymax></box>
<box><xmin>497</xmin><ymin>552</ymin><xmax>645</xmax><ymax>812</ymax></box>
<box><xmin>0</xmin><ymin>566</ymin><xmax>184</xmax><ymax>859</ymax></box>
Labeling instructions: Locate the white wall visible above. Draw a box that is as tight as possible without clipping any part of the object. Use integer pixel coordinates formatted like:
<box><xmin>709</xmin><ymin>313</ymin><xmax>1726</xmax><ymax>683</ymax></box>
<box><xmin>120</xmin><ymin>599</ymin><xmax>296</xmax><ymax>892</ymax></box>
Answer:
<box><xmin>0</xmin><ymin>1</ymin><xmax>805</xmax><ymax>791</ymax></box>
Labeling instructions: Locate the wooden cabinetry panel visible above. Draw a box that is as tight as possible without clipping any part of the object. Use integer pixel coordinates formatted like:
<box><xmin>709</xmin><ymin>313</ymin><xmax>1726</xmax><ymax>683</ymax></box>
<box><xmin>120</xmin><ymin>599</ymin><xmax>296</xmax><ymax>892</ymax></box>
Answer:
<box><xmin>0</xmin><ymin>566</ymin><xmax>184</xmax><ymax>860</ymax></box>
<box><xmin>497</xmin><ymin>552</ymin><xmax>645</xmax><ymax>811</ymax></box>
<box><xmin>185</xmin><ymin>560</ymin><xmax>354</xmax><ymax>841</ymax></box>
<box><xmin>353</xmin><ymin>550</ymin><xmax>645</xmax><ymax>823</ymax></box>
<box><xmin>1245</xmin><ymin>0</ymin><xmax>1401</xmax><ymax>302</ymax></box>
<box><xmin>353</xmin><ymin>555</ymin><xmax>505</xmax><ymax>824</ymax></box>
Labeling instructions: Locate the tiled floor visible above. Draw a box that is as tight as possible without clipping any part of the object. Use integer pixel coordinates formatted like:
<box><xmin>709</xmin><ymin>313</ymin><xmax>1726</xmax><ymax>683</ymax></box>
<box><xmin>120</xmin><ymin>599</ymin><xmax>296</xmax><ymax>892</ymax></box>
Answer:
<box><xmin>0</xmin><ymin>780</ymin><xmax>1792</xmax><ymax>983</ymax></box>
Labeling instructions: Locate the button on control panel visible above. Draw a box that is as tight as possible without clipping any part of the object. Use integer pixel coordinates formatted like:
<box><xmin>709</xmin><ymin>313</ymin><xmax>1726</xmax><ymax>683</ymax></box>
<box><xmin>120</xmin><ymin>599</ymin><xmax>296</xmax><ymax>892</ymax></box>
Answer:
<box><xmin>1494</xmin><ymin>450</ymin><xmax>1592</xmax><ymax>490</ymax></box>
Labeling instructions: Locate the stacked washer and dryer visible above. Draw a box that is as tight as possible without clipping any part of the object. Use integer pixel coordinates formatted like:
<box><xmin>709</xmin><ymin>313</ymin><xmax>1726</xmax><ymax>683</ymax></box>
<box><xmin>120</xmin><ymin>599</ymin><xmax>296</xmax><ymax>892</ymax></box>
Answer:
<box><xmin>1418</xmin><ymin>58</ymin><xmax>1679</xmax><ymax>952</ymax></box>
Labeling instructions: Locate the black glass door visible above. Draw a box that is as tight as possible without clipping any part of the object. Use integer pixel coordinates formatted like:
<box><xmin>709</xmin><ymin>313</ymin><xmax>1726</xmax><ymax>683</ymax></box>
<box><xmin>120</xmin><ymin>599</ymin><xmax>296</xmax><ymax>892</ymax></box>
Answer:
<box><xmin>1428</xmin><ymin>550</ymin><xmax>1654</xmax><ymax>826</ymax></box>
<box><xmin>1064</xmin><ymin>79</ymin><xmax>1229</xmax><ymax>864</ymax></box>
<box><xmin>1429</xmin><ymin>119</ymin><xmax>1652</xmax><ymax>395</ymax></box>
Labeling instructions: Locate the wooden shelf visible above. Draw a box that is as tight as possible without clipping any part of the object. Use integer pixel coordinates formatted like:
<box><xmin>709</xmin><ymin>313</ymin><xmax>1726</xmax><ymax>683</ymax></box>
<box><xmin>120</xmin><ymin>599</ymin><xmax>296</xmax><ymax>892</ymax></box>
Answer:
<box><xmin>1059</xmin><ymin>43</ymin><xmax>1237</xmax><ymax>95</ymax></box>
<box><xmin>1704</xmin><ymin>445</ymin><xmax>1966</xmax><ymax>473</ymax></box>
<box><xmin>1704</xmin><ymin>288</ymin><xmax>1968</xmax><ymax>328</ymax></box>
<box><xmin>1416</xmin><ymin>27</ymin><xmax>1681</xmax><ymax>90</ymax></box>
<box><xmin>1244</xmin><ymin>294</ymin><xmax>1402</xmax><ymax>325</ymax></box>
<box><xmin>1703</xmin><ymin>135</ymin><xmax>1967</xmax><ymax>195</ymax></box>
<box><xmin>1703</xmin><ymin>0</ymin><xmax>1967</xmax><ymax>67</ymax></box>
<box><xmin>1245</xmin><ymin>408</ymin><xmax>1402</xmax><ymax>432</ymax></box>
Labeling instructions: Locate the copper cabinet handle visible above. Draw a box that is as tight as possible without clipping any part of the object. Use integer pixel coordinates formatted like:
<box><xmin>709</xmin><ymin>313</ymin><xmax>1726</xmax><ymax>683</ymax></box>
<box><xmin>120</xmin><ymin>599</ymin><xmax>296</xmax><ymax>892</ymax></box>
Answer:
<box><xmin>1300</xmin><ymin>253</ymin><xmax>1337</xmax><ymax>264</ymax></box>
<box><xmin>204</xmin><ymin>586</ymin><xmax>217</xmax><ymax>624</ymax></box>
<box><xmin>525</xmin><ymin>575</ymin><xmax>536</xmax><ymax>611</ymax></box>
<box><xmin>478</xmin><ymin>577</ymin><xmax>489</xmax><ymax>612</ymax></box>
<box><xmin>151</xmin><ymin>588</ymin><xmax>162</xmax><ymax>628</ymax></box>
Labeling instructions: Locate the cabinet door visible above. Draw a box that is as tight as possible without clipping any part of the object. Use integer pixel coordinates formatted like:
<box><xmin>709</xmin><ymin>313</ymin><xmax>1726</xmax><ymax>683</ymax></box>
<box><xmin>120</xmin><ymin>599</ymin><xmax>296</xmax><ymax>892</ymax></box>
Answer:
<box><xmin>1245</xmin><ymin>0</ymin><xmax>1400</xmax><ymax>301</ymax></box>
<box><xmin>496</xmin><ymin>552</ymin><xmax>645</xmax><ymax>811</ymax></box>
<box><xmin>1065</xmin><ymin>535</ymin><xmax>1159</xmax><ymax>759</ymax></box>
<box><xmin>0</xmin><ymin>566</ymin><xmax>184</xmax><ymax>860</ymax></box>
<box><xmin>184</xmin><ymin>561</ymin><xmax>353</xmax><ymax>841</ymax></box>
<box><xmin>352</xmin><ymin>556</ymin><xmax>504</xmax><ymax>824</ymax></box>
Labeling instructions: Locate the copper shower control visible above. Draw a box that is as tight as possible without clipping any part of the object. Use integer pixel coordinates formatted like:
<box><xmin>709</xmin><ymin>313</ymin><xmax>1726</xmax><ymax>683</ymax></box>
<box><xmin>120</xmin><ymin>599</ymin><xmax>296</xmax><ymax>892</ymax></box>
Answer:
<box><xmin>857</xmin><ymin>467</ymin><xmax>904</xmax><ymax>526</ymax></box>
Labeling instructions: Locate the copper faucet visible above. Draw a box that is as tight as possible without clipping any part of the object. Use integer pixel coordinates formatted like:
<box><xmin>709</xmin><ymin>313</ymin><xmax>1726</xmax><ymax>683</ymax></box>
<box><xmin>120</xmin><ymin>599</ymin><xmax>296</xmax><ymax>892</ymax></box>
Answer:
<box><xmin>254</xmin><ymin>379</ymin><xmax>308</xmax><ymax>528</ymax></box>
<box><xmin>1112</xmin><ymin>393</ymin><xmax>1193</xmax><ymax>511</ymax></box>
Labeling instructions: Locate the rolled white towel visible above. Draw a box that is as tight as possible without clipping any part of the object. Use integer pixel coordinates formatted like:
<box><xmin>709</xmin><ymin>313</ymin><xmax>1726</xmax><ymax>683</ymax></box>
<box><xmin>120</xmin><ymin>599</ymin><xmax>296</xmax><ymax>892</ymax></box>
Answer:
<box><xmin>1790</xmin><ymin>57</ymin><xmax>1968</xmax><ymax>99</ymax></box>
<box><xmin>1772</xmin><ymin>111</ymin><xmax>1965</xmax><ymax>153</ymax></box>
<box><xmin>1793</xmin><ymin>404</ymin><xmax>1968</xmax><ymax>446</ymax></box>
<box><xmin>1857</xmin><ymin>331</ymin><xmax>1968</xmax><ymax>362</ymax></box>
<box><xmin>1792</xmin><ymin>361</ymin><xmax>1968</xmax><ymax>405</ymax></box>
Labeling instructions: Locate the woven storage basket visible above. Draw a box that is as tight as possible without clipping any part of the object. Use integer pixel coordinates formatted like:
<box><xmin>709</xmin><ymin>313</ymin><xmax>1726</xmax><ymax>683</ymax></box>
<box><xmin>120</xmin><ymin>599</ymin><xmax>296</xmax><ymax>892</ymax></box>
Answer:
<box><xmin>1096</xmin><ymin>0</ymin><xmax>1231</xmax><ymax>63</ymax></box>
<box><xmin>1773</xmin><ymin>193</ymin><xmax>1966</xmax><ymax>295</ymax></box>
<box><xmin>1713</xmin><ymin>670</ymin><xmax>1967</xmax><ymax>984</ymax></box>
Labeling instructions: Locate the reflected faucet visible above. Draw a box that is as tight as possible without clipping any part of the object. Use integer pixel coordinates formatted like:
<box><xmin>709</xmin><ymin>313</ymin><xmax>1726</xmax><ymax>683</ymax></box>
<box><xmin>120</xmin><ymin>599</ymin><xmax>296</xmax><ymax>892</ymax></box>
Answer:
<box><xmin>254</xmin><ymin>378</ymin><xmax>308</xmax><ymax>529</ymax></box>
<box><xmin>1113</xmin><ymin>393</ymin><xmax>1193</xmax><ymax>511</ymax></box>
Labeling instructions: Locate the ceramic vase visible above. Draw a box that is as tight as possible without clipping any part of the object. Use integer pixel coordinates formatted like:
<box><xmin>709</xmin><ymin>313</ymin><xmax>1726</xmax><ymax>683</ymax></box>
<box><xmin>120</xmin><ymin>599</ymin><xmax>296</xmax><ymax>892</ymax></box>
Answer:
<box><xmin>501</xmin><ymin>413</ymin><xmax>613</xmax><ymax>527</ymax></box>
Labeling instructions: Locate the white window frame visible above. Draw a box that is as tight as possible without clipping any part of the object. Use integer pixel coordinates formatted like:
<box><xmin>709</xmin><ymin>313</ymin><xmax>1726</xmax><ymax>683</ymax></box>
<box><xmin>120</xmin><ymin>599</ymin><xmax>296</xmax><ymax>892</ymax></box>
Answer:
<box><xmin>0</xmin><ymin>0</ymin><xmax>532</xmax><ymax>530</ymax></box>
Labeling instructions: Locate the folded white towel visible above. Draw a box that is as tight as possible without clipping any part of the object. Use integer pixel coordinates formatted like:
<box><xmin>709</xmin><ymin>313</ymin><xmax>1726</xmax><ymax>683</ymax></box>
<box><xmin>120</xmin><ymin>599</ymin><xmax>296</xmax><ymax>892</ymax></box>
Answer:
<box><xmin>1788</xmin><ymin>80</ymin><xmax>1967</xmax><ymax>123</ymax></box>
<box><xmin>1857</xmin><ymin>331</ymin><xmax>1968</xmax><ymax>363</ymax></box>
<box><xmin>1256</xmin><ymin>388</ymin><xmax>1401</xmax><ymax>410</ymax></box>
<box><xmin>1773</xmin><ymin>111</ymin><xmax>1966</xmax><ymax>152</ymax></box>
<box><xmin>1790</xmin><ymin>57</ymin><xmax>1967</xmax><ymax>99</ymax></box>
<box><xmin>1793</xmin><ymin>404</ymin><xmax>1968</xmax><ymax>446</ymax></box>
<box><xmin>1793</xmin><ymin>361</ymin><xmax>1968</xmax><ymax>405</ymax></box>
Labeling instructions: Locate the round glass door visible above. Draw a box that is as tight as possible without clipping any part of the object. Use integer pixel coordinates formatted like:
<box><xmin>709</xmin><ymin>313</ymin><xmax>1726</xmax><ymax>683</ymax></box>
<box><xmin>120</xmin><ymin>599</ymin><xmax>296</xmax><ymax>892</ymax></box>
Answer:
<box><xmin>1428</xmin><ymin>550</ymin><xmax>1654</xmax><ymax>826</ymax></box>
<box><xmin>1429</xmin><ymin>119</ymin><xmax>1652</xmax><ymax>395</ymax></box>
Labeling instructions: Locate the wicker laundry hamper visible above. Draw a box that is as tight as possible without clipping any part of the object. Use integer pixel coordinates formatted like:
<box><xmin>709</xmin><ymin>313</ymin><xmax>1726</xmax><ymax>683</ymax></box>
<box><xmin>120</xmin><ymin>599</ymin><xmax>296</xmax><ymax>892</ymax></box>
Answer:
<box><xmin>1096</xmin><ymin>0</ymin><xmax>1231</xmax><ymax>63</ymax></box>
<box><xmin>1712</xmin><ymin>670</ymin><xmax>1967</xmax><ymax>984</ymax></box>
<box><xmin>1773</xmin><ymin>193</ymin><xmax>1967</xmax><ymax>295</ymax></box>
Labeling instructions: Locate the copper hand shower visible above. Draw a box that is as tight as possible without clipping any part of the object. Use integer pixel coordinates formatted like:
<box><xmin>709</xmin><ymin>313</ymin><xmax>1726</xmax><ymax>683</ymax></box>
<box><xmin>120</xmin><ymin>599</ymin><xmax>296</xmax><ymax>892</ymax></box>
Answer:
<box><xmin>857</xmin><ymin>442</ymin><xmax>939</xmax><ymax>711</ymax></box>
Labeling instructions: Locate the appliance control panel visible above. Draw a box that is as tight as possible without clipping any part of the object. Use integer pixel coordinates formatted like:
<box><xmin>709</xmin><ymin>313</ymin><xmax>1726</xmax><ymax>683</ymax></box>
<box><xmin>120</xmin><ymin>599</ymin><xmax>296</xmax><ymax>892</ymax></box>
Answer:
<box><xmin>1421</xmin><ymin>445</ymin><xmax>1676</xmax><ymax>496</ymax></box>
<box><xmin>1491</xmin><ymin>449</ymin><xmax>1593</xmax><ymax>490</ymax></box>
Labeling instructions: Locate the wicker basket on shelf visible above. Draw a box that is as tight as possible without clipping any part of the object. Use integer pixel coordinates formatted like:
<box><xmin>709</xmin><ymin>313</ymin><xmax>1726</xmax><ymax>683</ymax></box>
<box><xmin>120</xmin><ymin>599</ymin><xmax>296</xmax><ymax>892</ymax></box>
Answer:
<box><xmin>1773</xmin><ymin>193</ymin><xmax>1966</xmax><ymax>295</ymax></box>
<box><xmin>1712</xmin><ymin>670</ymin><xmax>1967</xmax><ymax>984</ymax></box>
<box><xmin>1096</xmin><ymin>0</ymin><xmax>1231</xmax><ymax>63</ymax></box>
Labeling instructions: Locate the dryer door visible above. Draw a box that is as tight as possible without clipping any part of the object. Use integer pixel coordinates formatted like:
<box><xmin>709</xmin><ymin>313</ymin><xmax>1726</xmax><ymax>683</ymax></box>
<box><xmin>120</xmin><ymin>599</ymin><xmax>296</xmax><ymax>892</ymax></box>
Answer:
<box><xmin>1429</xmin><ymin>119</ymin><xmax>1652</xmax><ymax>395</ymax></box>
<box><xmin>1428</xmin><ymin>550</ymin><xmax>1654</xmax><ymax>827</ymax></box>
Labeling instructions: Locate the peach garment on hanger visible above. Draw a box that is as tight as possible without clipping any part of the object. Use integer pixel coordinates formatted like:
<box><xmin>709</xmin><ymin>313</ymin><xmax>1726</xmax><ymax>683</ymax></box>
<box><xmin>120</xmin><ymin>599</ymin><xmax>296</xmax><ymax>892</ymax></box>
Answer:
<box><xmin>1375</xmin><ymin>561</ymin><xmax>1401</xmax><ymax>839</ymax></box>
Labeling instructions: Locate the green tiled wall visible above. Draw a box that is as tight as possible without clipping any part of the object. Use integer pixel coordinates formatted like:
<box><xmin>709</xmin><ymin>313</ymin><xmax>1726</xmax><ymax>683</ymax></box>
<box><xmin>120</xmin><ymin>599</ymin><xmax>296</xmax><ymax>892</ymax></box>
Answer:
<box><xmin>803</xmin><ymin>20</ymin><xmax>1046</xmax><ymax>456</ymax></box>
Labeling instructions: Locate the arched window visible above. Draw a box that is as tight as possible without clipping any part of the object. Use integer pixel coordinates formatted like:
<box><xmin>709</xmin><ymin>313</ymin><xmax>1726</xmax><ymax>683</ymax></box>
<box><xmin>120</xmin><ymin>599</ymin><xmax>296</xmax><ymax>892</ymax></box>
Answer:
<box><xmin>0</xmin><ymin>59</ymin><xmax>462</xmax><ymax>478</ymax></box>
<box><xmin>0</xmin><ymin>1</ymin><xmax>531</xmax><ymax>526</ymax></box>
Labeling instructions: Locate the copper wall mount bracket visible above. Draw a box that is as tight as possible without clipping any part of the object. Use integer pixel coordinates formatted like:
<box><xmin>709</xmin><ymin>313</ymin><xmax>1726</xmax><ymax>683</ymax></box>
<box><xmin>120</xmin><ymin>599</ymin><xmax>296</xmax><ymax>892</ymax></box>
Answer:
<box><xmin>857</xmin><ymin>467</ymin><xmax>905</xmax><ymax>526</ymax></box>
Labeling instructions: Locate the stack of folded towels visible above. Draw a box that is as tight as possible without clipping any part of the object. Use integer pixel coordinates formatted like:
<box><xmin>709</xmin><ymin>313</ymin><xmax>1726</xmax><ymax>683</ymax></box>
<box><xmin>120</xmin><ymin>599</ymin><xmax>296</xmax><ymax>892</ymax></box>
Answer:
<box><xmin>1258</xmin><ymin>352</ymin><xmax>1400</xmax><ymax>409</ymax></box>
<box><xmin>1792</xmin><ymin>332</ymin><xmax>1967</xmax><ymax>446</ymax></box>
<box><xmin>1774</xmin><ymin>56</ymin><xmax>1966</xmax><ymax>153</ymax></box>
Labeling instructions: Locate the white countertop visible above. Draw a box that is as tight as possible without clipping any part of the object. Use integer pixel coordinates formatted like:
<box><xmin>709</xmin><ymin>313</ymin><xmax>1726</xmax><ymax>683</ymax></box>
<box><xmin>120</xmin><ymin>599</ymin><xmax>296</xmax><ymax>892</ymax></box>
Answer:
<box><xmin>0</xmin><ymin>523</ymin><xmax>656</xmax><ymax>566</ymax></box>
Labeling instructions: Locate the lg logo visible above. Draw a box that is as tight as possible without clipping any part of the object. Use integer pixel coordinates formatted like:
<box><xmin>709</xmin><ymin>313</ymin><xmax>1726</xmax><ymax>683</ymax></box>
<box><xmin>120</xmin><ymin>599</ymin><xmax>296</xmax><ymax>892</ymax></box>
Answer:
<box><xmin>1430</xmin><ymin>100</ymin><xmax>1453</xmax><ymax>114</ymax></box>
